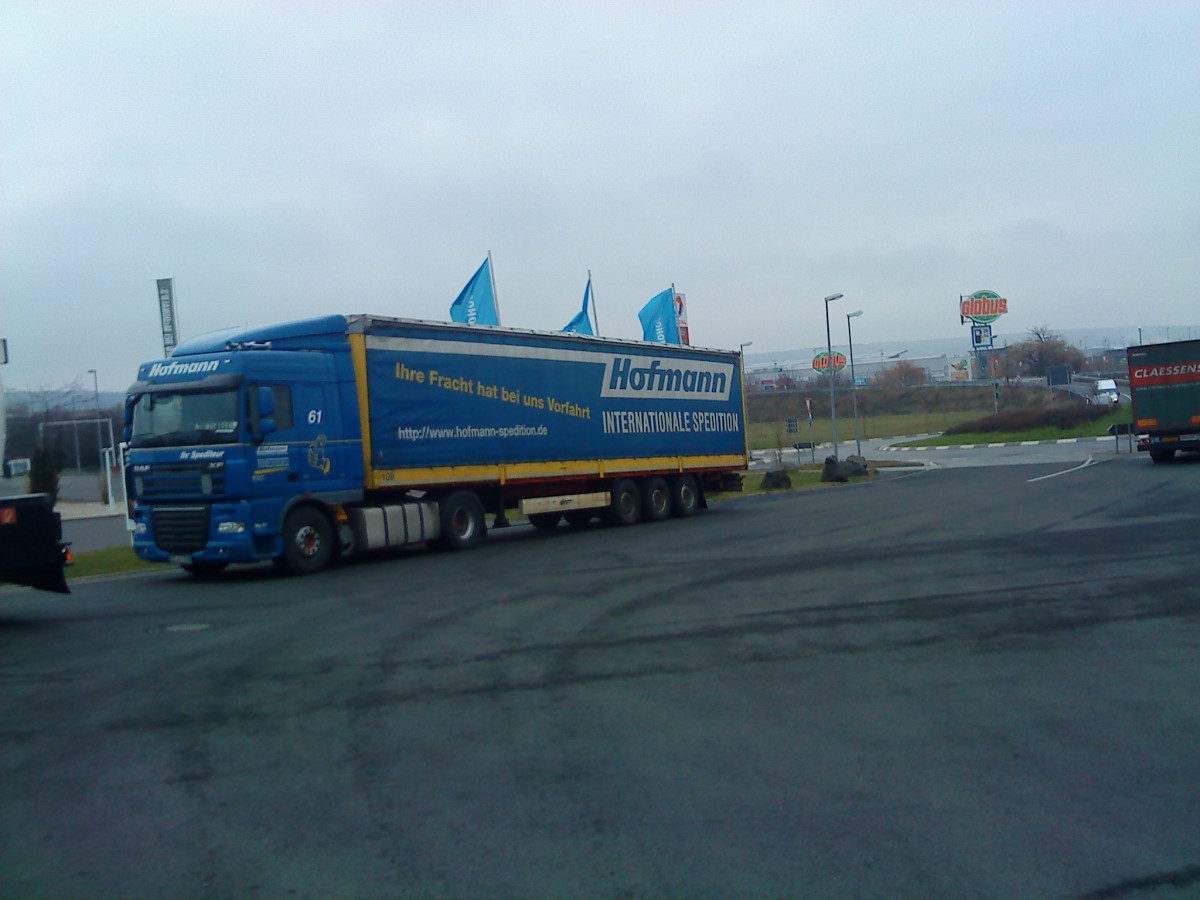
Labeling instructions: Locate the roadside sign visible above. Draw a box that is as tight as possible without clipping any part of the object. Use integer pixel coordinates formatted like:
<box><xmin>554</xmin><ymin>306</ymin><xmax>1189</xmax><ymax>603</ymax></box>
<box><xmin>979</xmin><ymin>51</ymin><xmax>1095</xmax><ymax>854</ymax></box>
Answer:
<box><xmin>786</xmin><ymin>417</ymin><xmax>798</xmax><ymax>433</ymax></box>
<box><xmin>813</xmin><ymin>351</ymin><xmax>847</xmax><ymax>373</ymax></box>
<box><xmin>960</xmin><ymin>290</ymin><xmax>1008</xmax><ymax>324</ymax></box>
<box><xmin>971</xmin><ymin>324</ymin><xmax>993</xmax><ymax>349</ymax></box>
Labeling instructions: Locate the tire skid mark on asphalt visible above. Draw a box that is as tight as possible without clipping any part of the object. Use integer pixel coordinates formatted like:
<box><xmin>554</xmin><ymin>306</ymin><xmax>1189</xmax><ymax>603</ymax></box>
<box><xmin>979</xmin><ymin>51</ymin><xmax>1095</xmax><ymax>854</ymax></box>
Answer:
<box><xmin>310</xmin><ymin>569</ymin><xmax>1199</xmax><ymax>709</ymax></box>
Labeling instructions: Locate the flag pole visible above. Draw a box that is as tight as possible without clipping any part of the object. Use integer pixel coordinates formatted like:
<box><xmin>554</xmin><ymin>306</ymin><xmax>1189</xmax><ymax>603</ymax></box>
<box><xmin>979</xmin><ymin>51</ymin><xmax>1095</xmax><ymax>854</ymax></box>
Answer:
<box><xmin>588</xmin><ymin>269</ymin><xmax>600</xmax><ymax>335</ymax></box>
<box><xmin>488</xmin><ymin>250</ymin><xmax>503</xmax><ymax>325</ymax></box>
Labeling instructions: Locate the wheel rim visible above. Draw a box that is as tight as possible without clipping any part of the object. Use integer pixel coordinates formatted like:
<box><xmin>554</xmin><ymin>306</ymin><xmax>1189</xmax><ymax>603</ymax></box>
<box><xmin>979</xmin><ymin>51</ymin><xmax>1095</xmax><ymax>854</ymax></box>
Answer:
<box><xmin>679</xmin><ymin>484</ymin><xmax>695</xmax><ymax>510</ymax></box>
<box><xmin>652</xmin><ymin>488</ymin><xmax>668</xmax><ymax>515</ymax></box>
<box><xmin>297</xmin><ymin>526</ymin><xmax>320</xmax><ymax>558</ymax></box>
<box><xmin>452</xmin><ymin>508</ymin><xmax>475</xmax><ymax>539</ymax></box>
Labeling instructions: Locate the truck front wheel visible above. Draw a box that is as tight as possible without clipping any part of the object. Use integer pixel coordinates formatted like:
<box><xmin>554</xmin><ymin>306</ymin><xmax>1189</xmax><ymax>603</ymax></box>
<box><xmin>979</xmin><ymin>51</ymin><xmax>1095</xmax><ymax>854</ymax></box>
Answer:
<box><xmin>439</xmin><ymin>491</ymin><xmax>487</xmax><ymax>550</ymax></box>
<box><xmin>277</xmin><ymin>506</ymin><xmax>334</xmax><ymax>575</ymax></box>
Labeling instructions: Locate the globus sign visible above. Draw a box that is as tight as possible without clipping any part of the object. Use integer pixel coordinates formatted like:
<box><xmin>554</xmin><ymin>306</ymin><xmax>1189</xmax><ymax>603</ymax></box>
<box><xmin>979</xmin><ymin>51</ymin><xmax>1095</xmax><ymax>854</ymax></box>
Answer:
<box><xmin>813</xmin><ymin>351</ymin><xmax>847</xmax><ymax>373</ymax></box>
<box><xmin>960</xmin><ymin>289</ymin><xmax>1008</xmax><ymax>324</ymax></box>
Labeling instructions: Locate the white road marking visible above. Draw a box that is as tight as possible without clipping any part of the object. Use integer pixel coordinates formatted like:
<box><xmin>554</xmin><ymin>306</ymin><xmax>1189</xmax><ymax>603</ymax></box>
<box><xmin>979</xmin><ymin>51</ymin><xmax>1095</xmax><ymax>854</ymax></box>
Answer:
<box><xmin>1027</xmin><ymin>456</ymin><xmax>1098</xmax><ymax>482</ymax></box>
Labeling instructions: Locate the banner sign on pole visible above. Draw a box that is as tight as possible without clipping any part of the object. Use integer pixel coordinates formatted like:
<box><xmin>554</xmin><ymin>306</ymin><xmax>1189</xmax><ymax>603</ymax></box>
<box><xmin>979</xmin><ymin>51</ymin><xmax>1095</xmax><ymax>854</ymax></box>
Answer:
<box><xmin>156</xmin><ymin>278</ymin><xmax>179</xmax><ymax>356</ymax></box>
<box><xmin>673</xmin><ymin>292</ymin><xmax>690</xmax><ymax>346</ymax></box>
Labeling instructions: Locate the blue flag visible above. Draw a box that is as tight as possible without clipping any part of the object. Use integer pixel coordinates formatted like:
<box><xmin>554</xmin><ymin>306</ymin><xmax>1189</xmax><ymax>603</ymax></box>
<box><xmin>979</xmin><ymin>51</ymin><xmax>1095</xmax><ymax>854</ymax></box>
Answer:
<box><xmin>638</xmin><ymin>288</ymin><xmax>680</xmax><ymax>344</ymax></box>
<box><xmin>449</xmin><ymin>258</ymin><xmax>499</xmax><ymax>326</ymax></box>
<box><xmin>563</xmin><ymin>278</ymin><xmax>594</xmax><ymax>334</ymax></box>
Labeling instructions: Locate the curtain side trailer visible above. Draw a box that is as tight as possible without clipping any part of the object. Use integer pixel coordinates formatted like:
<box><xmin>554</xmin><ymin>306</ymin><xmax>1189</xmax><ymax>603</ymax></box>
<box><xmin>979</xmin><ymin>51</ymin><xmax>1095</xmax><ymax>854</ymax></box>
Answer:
<box><xmin>125</xmin><ymin>315</ymin><xmax>749</xmax><ymax>575</ymax></box>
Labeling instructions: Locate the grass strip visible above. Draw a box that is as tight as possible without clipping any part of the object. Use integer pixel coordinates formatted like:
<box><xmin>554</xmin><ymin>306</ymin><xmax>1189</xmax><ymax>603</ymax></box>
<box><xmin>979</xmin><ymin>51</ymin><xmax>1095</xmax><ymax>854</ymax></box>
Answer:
<box><xmin>67</xmin><ymin>547</ymin><xmax>164</xmax><ymax>579</ymax></box>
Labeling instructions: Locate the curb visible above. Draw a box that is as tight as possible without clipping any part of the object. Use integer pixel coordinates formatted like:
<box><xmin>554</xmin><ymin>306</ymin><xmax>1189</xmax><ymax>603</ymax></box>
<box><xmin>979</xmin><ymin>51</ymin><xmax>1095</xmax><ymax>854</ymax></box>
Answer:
<box><xmin>880</xmin><ymin>435</ymin><xmax>1124</xmax><ymax>452</ymax></box>
<box><xmin>56</xmin><ymin>503</ymin><xmax>125</xmax><ymax>521</ymax></box>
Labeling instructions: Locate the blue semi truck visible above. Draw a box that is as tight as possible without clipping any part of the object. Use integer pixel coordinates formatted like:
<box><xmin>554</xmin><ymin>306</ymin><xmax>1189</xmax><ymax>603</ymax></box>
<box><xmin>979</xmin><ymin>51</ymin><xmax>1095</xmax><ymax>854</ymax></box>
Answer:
<box><xmin>124</xmin><ymin>314</ymin><xmax>748</xmax><ymax>575</ymax></box>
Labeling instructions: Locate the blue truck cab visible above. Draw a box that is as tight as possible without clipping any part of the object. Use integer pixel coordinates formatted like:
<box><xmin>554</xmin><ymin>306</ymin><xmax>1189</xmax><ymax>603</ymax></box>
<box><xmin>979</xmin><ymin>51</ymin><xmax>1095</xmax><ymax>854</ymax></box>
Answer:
<box><xmin>125</xmin><ymin>315</ymin><xmax>365</xmax><ymax>574</ymax></box>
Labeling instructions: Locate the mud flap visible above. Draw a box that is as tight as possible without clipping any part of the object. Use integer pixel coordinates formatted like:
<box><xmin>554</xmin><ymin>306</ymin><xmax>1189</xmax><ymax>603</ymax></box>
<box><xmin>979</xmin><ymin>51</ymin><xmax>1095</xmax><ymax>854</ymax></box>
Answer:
<box><xmin>0</xmin><ymin>494</ymin><xmax>71</xmax><ymax>594</ymax></box>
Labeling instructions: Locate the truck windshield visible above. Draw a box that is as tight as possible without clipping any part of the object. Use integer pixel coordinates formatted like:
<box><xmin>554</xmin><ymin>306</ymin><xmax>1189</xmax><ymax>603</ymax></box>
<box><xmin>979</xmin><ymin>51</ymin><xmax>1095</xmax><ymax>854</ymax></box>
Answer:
<box><xmin>129</xmin><ymin>389</ymin><xmax>241</xmax><ymax>448</ymax></box>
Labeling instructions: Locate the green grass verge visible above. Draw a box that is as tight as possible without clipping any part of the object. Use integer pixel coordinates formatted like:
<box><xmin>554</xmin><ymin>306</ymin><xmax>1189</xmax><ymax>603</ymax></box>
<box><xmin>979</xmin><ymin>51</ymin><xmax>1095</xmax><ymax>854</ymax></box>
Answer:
<box><xmin>67</xmin><ymin>547</ymin><xmax>165</xmax><ymax>579</ymax></box>
<box><xmin>894</xmin><ymin>408</ymin><xmax>1129</xmax><ymax>447</ymax></box>
<box><xmin>750</xmin><ymin>411</ymin><xmax>984</xmax><ymax>451</ymax></box>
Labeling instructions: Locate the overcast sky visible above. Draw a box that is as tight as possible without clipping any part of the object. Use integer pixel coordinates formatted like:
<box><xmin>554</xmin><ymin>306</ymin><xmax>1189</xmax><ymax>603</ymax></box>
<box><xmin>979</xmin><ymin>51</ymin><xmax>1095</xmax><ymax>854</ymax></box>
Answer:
<box><xmin>3</xmin><ymin>1</ymin><xmax>1197</xmax><ymax>390</ymax></box>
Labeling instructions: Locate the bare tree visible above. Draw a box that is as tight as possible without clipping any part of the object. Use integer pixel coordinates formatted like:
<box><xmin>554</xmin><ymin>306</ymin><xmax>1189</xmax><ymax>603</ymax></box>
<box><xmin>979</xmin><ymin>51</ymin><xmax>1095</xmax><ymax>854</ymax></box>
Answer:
<box><xmin>1006</xmin><ymin>330</ymin><xmax>1086</xmax><ymax>377</ymax></box>
<box><xmin>875</xmin><ymin>359</ymin><xmax>927</xmax><ymax>387</ymax></box>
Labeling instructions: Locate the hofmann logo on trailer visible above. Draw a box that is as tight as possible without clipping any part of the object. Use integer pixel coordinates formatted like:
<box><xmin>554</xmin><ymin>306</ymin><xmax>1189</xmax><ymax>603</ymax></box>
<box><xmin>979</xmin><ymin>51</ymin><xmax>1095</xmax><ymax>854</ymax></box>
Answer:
<box><xmin>601</xmin><ymin>355</ymin><xmax>733</xmax><ymax>400</ymax></box>
<box><xmin>145</xmin><ymin>359</ymin><xmax>224</xmax><ymax>379</ymax></box>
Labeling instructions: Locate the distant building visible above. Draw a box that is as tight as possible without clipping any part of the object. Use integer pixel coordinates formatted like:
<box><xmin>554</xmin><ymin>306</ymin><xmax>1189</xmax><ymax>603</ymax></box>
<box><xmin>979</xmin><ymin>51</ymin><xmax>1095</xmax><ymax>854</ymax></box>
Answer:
<box><xmin>746</xmin><ymin>353</ymin><xmax>964</xmax><ymax>388</ymax></box>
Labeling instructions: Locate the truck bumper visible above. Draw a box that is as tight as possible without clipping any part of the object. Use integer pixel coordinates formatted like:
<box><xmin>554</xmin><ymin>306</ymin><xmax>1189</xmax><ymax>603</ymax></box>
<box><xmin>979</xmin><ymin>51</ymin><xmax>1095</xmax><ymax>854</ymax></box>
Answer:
<box><xmin>131</xmin><ymin>500</ymin><xmax>281</xmax><ymax>566</ymax></box>
<box><xmin>1137</xmin><ymin>436</ymin><xmax>1200</xmax><ymax>453</ymax></box>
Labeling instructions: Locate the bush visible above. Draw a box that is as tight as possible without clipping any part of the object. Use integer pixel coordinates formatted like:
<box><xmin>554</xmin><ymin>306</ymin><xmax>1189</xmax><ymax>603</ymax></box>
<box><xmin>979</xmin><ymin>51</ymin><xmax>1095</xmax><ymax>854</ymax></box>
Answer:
<box><xmin>944</xmin><ymin>402</ymin><xmax>1110</xmax><ymax>435</ymax></box>
<box><xmin>28</xmin><ymin>442</ymin><xmax>61</xmax><ymax>507</ymax></box>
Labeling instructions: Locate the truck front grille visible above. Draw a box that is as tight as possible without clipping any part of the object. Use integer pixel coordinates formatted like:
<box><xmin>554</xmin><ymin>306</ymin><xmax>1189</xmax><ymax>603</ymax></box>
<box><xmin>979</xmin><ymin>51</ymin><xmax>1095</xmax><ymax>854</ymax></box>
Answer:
<box><xmin>136</xmin><ymin>462</ymin><xmax>226</xmax><ymax>499</ymax></box>
<box><xmin>152</xmin><ymin>506</ymin><xmax>211</xmax><ymax>554</ymax></box>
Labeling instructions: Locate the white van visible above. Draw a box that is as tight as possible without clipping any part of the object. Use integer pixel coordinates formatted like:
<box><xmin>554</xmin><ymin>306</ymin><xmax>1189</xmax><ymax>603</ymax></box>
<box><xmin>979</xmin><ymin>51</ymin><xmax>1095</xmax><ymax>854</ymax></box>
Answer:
<box><xmin>1093</xmin><ymin>379</ymin><xmax>1120</xmax><ymax>405</ymax></box>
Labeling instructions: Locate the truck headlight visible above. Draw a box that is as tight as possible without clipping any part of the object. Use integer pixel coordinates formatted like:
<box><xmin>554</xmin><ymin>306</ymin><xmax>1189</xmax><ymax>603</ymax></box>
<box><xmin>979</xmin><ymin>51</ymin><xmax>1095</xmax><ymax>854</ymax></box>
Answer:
<box><xmin>217</xmin><ymin>521</ymin><xmax>247</xmax><ymax>534</ymax></box>
<box><xmin>133</xmin><ymin>521</ymin><xmax>147</xmax><ymax>535</ymax></box>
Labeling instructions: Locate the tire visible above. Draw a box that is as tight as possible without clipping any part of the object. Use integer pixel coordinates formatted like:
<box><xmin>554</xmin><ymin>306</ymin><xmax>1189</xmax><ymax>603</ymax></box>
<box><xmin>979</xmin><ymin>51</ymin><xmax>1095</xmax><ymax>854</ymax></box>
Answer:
<box><xmin>528</xmin><ymin>512</ymin><xmax>562</xmax><ymax>531</ymax></box>
<box><xmin>1149</xmin><ymin>449</ymin><xmax>1176</xmax><ymax>463</ymax></box>
<box><xmin>564</xmin><ymin>509</ymin><xmax>595</xmax><ymax>527</ymax></box>
<box><xmin>438</xmin><ymin>490</ymin><xmax>487</xmax><ymax>550</ymax></box>
<box><xmin>182</xmin><ymin>561</ymin><xmax>228</xmax><ymax>578</ymax></box>
<box><xmin>670</xmin><ymin>475</ymin><xmax>700</xmax><ymax>517</ymax></box>
<box><xmin>641</xmin><ymin>477</ymin><xmax>671</xmax><ymax>522</ymax></box>
<box><xmin>606</xmin><ymin>479</ymin><xmax>641</xmax><ymax>526</ymax></box>
<box><xmin>277</xmin><ymin>506</ymin><xmax>334</xmax><ymax>575</ymax></box>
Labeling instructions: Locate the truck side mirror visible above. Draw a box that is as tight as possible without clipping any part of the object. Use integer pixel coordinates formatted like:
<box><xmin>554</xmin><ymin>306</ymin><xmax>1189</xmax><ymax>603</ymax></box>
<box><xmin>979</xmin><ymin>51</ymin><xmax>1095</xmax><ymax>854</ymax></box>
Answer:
<box><xmin>122</xmin><ymin>398</ymin><xmax>135</xmax><ymax>443</ymax></box>
<box><xmin>257</xmin><ymin>386</ymin><xmax>276</xmax><ymax>418</ymax></box>
<box><xmin>254</xmin><ymin>386</ymin><xmax>277</xmax><ymax>441</ymax></box>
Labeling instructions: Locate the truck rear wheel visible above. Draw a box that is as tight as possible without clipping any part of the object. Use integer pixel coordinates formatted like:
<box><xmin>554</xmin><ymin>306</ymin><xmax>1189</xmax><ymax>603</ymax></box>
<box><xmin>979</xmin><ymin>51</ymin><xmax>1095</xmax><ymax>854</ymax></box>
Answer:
<box><xmin>641</xmin><ymin>477</ymin><xmax>671</xmax><ymax>522</ymax></box>
<box><xmin>277</xmin><ymin>506</ymin><xmax>334</xmax><ymax>575</ymax></box>
<box><xmin>1149</xmin><ymin>449</ymin><xmax>1176</xmax><ymax>463</ymax></box>
<box><xmin>606</xmin><ymin>479</ymin><xmax>641</xmax><ymax>526</ymax></box>
<box><xmin>439</xmin><ymin>491</ymin><xmax>487</xmax><ymax>550</ymax></box>
<box><xmin>528</xmin><ymin>512</ymin><xmax>562</xmax><ymax>531</ymax></box>
<box><xmin>670</xmin><ymin>475</ymin><xmax>700</xmax><ymax>517</ymax></box>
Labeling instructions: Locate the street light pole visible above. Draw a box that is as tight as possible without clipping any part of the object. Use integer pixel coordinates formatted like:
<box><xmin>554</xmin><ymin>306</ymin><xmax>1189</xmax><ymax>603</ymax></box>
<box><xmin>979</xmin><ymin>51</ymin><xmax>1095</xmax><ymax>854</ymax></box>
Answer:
<box><xmin>88</xmin><ymin>368</ymin><xmax>103</xmax><ymax>470</ymax></box>
<box><xmin>824</xmin><ymin>293</ymin><xmax>842</xmax><ymax>458</ymax></box>
<box><xmin>739</xmin><ymin>341</ymin><xmax>753</xmax><ymax>376</ymax></box>
<box><xmin>846</xmin><ymin>311</ymin><xmax>863</xmax><ymax>458</ymax></box>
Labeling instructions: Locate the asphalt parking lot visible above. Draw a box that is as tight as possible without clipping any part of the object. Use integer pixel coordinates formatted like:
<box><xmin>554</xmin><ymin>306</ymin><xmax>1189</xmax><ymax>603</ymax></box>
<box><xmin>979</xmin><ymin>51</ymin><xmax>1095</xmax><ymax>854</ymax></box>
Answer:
<box><xmin>2</xmin><ymin>456</ymin><xmax>1198</xmax><ymax>897</ymax></box>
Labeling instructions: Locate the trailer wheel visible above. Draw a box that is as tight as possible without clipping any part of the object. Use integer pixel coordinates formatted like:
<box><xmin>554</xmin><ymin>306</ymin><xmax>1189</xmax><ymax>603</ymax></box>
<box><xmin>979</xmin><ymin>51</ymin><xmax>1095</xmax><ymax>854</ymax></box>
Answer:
<box><xmin>670</xmin><ymin>475</ymin><xmax>700</xmax><ymax>517</ymax></box>
<box><xmin>277</xmin><ymin>506</ymin><xmax>334</xmax><ymax>575</ymax></box>
<box><xmin>607</xmin><ymin>479</ymin><xmax>641</xmax><ymax>526</ymax></box>
<box><xmin>528</xmin><ymin>512</ymin><xmax>562</xmax><ymax>531</ymax></box>
<box><xmin>641</xmin><ymin>477</ymin><xmax>671</xmax><ymax>522</ymax></box>
<box><xmin>439</xmin><ymin>491</ymin><xmax>487</xmax><ymax>550</ymax></box>
<box><xmin>1149</xmin><ymin>449</ymin><xmax>1176</xmax><ymax>463</ymax></box>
